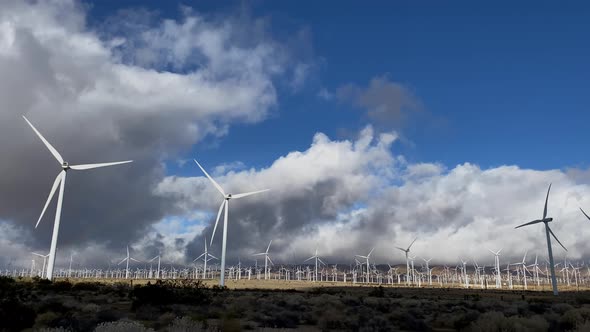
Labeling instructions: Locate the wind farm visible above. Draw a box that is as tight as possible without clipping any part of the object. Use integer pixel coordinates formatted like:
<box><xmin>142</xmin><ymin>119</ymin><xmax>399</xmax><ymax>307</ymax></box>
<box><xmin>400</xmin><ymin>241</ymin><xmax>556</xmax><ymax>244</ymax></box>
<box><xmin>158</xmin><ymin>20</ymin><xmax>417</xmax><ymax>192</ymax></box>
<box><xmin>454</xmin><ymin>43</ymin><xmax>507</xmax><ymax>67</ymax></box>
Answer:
<box><xmin>2</xmin><ymin>1</ymin><xmax>590</xmax><ymax>331</ymax></box>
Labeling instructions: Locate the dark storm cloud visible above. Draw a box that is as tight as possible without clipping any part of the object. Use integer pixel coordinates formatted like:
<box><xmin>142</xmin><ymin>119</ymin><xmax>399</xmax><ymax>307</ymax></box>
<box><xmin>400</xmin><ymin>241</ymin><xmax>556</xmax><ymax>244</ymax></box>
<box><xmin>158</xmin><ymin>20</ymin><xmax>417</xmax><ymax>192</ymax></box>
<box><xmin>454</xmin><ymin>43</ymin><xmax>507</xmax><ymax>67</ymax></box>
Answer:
<box><xmin>184</xmin><ymin>179</ymin><xmax>352</xmax><ymax>262</ymax></box>
<box><xmin>0</xmin><ymin>0</ymin><xmax>301</xmax><ymax>265</ymax></box>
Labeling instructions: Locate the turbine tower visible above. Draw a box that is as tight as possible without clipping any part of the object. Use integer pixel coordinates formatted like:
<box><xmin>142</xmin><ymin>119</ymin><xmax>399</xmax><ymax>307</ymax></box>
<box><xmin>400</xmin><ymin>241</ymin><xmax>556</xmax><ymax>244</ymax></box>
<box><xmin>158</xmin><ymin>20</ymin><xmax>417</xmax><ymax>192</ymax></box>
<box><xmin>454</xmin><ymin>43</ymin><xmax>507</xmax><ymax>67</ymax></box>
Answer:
<box><xmin>23</xmin><ymin>116</ymin><xmax>132</xmax><ymax>280</ymax></box>
<box><xmin>515</xmin><ymin>184</ymin><xmax>567</xmax><ymax>296</ymax></box>
<box><xmin>395</xmin><ymin>237</ymin><xmax>417</xmax><ymax>285</ymax></box>
<box><xmin>194</xmin><ymin>159</ymin><xmax>269</xmax><ymax>286</ymax></box>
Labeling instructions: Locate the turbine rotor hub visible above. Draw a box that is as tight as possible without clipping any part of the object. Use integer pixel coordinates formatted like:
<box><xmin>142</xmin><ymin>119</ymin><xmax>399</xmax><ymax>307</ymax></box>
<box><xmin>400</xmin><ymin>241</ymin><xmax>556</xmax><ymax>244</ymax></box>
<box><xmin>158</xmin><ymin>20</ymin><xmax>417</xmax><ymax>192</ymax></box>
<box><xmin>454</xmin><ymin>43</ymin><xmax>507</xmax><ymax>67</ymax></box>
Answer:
<box><xmin>226</xmin><ymin>194</ymin><xmax>232</xmax><ymax>199</ymax></box>
<box><xmin>62</xmin><ymin>162</ymin><xmax>70</xmax><ymax>170</ymax></box>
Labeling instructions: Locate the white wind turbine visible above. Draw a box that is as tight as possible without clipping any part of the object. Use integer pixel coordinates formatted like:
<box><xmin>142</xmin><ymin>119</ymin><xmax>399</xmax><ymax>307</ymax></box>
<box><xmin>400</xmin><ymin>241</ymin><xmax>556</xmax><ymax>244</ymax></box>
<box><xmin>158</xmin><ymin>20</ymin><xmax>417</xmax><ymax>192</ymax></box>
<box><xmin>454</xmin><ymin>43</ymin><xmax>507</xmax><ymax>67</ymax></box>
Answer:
<box><xmin>488</xmin><ymin>248</ymin><xmax>502</xmax><ymax>288</ymax></box>
<box><xmin>355</xmin><ymin>248</ymin><xmax>374</xmax><ymax>283</ymax></box>
<box><xmin>395</xmin><ymin>237</ymin><xmax>417</xmax><ymax>285</ymax></box>
<box><xmin>148</xmin><ymin>254</ymin><xmax>161</xmax><ymax>279</ymax></box>
<box><xmin>23</xmin><ymin>116</ymin><xmax>132</xmax><ymax>280</ymax></box>
<box><xmin>194</xmin><ymin>159</ymin><xmax>269</xmax><ymax>286</ymax></box>
<box><xmin>515</xmin><ymin>184</ymin><xmax>567</xmax><ymax>296</ymax></box>
<box><xmin>117</xmin><ymin>246</ymin><xmax>140</xmax><ymax>279</ymax></box>
<box><xmin>512</xmin><ymin>251</ymin><xmax>531</xmax><ymax>290</ymax></box>
<box><xmin>194</xmin><ymin>237</ymin><xmax>218</xmax><ymax>279</ymax></box>
<box><xmin>253</xmin><ymin>240</ymin><xmax>274</xmax><ymax>280</ymax></box>
<box><xmin>32</xmin><ymin>252</ymin><xmax>49</xmax><ymax>278</ymax></box>
<box><xmin>304</xmin><ymin>248</ymin><xmax>326</xmax><ymax>282</ymax></box>
<box><xmin>422</xmin><ymin>257</ymin><xmax>433</xmax><ymax>286</ymax></box>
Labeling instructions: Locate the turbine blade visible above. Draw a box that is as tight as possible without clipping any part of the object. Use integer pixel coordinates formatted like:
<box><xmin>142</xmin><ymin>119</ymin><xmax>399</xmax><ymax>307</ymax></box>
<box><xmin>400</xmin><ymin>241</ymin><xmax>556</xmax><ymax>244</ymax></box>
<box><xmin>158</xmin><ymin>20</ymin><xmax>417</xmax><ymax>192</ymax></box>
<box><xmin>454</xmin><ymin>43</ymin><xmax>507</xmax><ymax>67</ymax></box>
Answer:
<box><xmin>543</xmin><ymin>183</ymin><xmax>552</xmax><ymax>220</ymax></box>
<box><xmin>232</xmin><ymin>189</ymin><xmax>270</xmax><ymax>199</ymax></box>
<box><xmin>117</xmin><ymin>258</ymin><xmax>127</xmax><ymax>265</ymax></box>
<box><xmin>515</xmin><ymin>219</ymin><xmax>543</xmax><ymax>229</ymax></box>
<box><xmin>36</xmin><ymin>171</ymin><xmax>64</xmax><ymax>228</ymax></box>
<box><xmin>267</xmin><ymin>256</ymin><xmax>274</xmax><ymax>266</ymax></box>
<box><xmin>194</xmin><ymin>159</ymin><xmax>225</xmax><ymax>196</ymax></box>
<box><xmin>194</xmin><ymin>253</ymin><xmax>205</xmax><ymax>262</ymax></box>
<box><xmin>70</xmin><ymin>160</ymin><xmax>132</xmax><ymax>170</ymax></box>
<box><xmin>547</xmin><ymin>225</ymin><xmax>567</xmax><ymax>251</ymax></box>
<box><xmin>368</xmin><ymin>247</ymin><xmax>375</xmax><ymax>256</ymax></box>
<box><xmin>266</xmin><ymin>240</ymin><xmax>272</xmax><ymax>253</ymax></box>
<box><xmin>395</xmin><ymin>247</ymin><xmax>406</xmax><ymax>252</ymax></box>
<box><xmin>210</xmin><ymin>200</ymin><xmax>225</xmax><ymax>246</ymax></box>
<box><xmin>407</xmin><ymin>237</ymin><xmax>417</xmax><ymax>250</ymax></box>
<box><xmin>23</xmin><ymin>116</ymin><xmax>64</xmax><ymax>164</ymax></box>
<box><xmin>208</xmin><ymin>254</ymin><xmax>218</xmax><ymax>260</ymax></box>
<box><xmin>318</xmin><ymin>258</ymin><xmax>326</xmax><ymax>265</ymax></box>
<box><xmin>580</xmin><ymin>207</ymin><xmax>590</xmax><ymax>222</ymax></box>
<box><xmin>130</xmin><ymin>258</ymin><xmax>140</xmax><ymax>263</ymax></box>
<box><xmin>252</xmin><ymin>253</ymin><xmax>266</xmax><ymax>256</ymax></box>
<box><xmin>304</xmin><ymin>256</ymin><xmax>315</xmax><ymax>262</ymax></box>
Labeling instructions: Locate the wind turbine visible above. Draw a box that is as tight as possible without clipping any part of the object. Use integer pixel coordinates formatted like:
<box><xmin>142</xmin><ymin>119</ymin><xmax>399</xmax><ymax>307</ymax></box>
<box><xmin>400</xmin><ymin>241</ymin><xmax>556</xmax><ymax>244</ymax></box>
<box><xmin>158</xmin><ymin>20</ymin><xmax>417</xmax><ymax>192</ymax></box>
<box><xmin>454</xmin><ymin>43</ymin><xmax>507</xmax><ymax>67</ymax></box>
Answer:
<box><xmin>117</xmin><ymin>246</ymin><xmax>140</xmax><ymax>279</ymax></box>
<box><xmin>194</xmin><ymin>237</ymin><xmax>218</xmax><ymax>279</ymax></box>
<box><xmin>488</xmin><ymin>248</ymin><xmax>502</xmax><ymax>289</ymax></box>
<box><xmin>304</xmin><ymin>248</ymin><xmax>326</xmax><ymax>282</ymax></box>
<box><xmin>148</xmin><ymin>254</ymin><xmax>161</xmax><ymax>279</ymax></box>
<box><xmin>32</xmin><ymin>252</ymin><xmax>49</xmax><ymax>278</ymax></box>
<box><xmin>194</xmin><ymin>159</ymin><xmax>269</xmax><ymax>286</ymax></box>
<box><xmin>395</xmin><ymin>237</ymin><xmax>417</xmax><ymax>285</ymax></box>
<box><xmin>515</xmin><ymin>184</ymin><xmax>567</xmax><ymax>295</ymax></box>
<box><xmin>422</xmin><ymin>257</ymin><xmax>433</xmax><ymax>286</ymax></box>
<box><xmin>253</xmin><ymin>240</ymin><xmax>274</xmax><ymax>280</ymax></box>
<box><xmin>23</xmin><ymin>116</ymin><xmax>132</xmax><ymax>280</ymax></box>
<box><xmin>355</xmin><ymin>248</ymin><xmax>374</xmax><ymax>283</ymax></box>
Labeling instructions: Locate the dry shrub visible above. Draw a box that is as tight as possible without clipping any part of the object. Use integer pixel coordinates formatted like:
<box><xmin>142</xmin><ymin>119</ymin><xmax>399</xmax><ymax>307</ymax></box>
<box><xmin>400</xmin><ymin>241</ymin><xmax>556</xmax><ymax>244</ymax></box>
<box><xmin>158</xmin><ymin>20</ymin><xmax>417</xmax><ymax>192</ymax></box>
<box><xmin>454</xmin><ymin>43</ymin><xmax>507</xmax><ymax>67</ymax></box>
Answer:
<box><xmin>468</xmin><ymin>312</ymin><xmax>549</xmax><ymax>332</ymax></box>
<box><xmin>34</xmin><ymin>311</ymin><xmax>60</xmax><ymax>327</ymax></box>
<box><xmin>165</xmin><ymin>316</ymin><xmax>218</xmax><ymax>332</ymax></box>
<box><xmin>94</xmin><ymin>320</ymin><xmax>154</xmax><ymax>332</ymax></box>
<box><xmin>560</xmin><ymin>307</ymin><xmax>590</xmax><ymax>330</ymax></box>
<box><xmin>570</xmin><ymin>321</ymin><xmax>590</xmax><ymax>332</ymax></box>
<box><xmin>37</xmin><ymin>328</ymin><xmax>73</xmax><ymax>332</ymax></box>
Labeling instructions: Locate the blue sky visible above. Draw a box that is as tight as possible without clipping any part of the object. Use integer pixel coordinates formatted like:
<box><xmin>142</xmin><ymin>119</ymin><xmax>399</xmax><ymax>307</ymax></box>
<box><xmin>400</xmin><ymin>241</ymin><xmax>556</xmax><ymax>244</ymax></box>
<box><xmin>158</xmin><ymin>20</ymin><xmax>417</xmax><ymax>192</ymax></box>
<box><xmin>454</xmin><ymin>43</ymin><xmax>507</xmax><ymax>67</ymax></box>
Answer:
<box><xmin>86</xmin><ymin>1</ymin><xmax>590</xmax><ymax>175</ymax></box>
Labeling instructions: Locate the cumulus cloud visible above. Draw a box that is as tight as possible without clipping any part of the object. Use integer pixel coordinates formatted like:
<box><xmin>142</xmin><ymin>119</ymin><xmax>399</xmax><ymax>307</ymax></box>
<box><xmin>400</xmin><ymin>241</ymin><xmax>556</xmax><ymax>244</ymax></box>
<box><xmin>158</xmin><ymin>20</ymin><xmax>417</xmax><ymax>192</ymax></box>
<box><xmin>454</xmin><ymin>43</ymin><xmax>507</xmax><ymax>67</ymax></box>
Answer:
<box><xmin>157</xmin><ymin>126</ymin><xmax>590</xmax><ymax>267</ymax></box>
<box><xmin>0</xmin><ymin>0</ymin><xmax>305</xmax><ymax>266</ymax></box>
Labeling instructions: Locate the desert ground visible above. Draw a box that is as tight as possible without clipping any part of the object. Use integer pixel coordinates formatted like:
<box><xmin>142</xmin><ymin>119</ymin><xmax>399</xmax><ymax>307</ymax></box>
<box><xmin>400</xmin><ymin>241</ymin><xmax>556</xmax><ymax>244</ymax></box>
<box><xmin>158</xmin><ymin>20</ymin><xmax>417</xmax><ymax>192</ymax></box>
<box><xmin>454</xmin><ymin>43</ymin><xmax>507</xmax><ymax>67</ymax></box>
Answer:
<box><xmin>2</xmin><ymin>276</ymin><xmax>590</xmax><ymax>331</ymax></box>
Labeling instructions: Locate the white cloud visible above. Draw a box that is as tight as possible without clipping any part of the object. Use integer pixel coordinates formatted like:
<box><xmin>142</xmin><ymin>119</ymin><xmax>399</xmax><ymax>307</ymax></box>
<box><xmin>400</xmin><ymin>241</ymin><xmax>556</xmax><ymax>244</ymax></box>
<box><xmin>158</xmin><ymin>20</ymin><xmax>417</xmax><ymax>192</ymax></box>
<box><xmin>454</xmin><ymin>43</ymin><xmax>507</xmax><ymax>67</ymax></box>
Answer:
<box><xmin>156</xmin><ymin>127</ymin><xmax>590</xmax><ymax>266</ymax></box>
